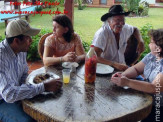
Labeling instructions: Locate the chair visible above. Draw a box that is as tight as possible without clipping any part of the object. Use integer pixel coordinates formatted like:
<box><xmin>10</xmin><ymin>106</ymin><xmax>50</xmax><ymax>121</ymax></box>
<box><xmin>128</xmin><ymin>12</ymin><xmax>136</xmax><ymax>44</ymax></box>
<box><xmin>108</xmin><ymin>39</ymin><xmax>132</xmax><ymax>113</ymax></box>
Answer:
<box><xmin>124</xmin><ymin>33</ymin><xmax>141</xmax><ymax>66</ymax></box>
<box><xmin>38</xmin><ymin>33</ymin><xmax>52</xmax><ymax>59</ymax></box>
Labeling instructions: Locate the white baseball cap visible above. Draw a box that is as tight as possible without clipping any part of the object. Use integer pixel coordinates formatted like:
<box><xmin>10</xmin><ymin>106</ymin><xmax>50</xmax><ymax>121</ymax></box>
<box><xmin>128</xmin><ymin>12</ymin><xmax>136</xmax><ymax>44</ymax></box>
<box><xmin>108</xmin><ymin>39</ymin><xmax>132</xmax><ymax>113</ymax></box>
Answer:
<box><xmin>6</xmin><ymin>19</ymin><xmax>41</xmax><ymax>38</ymax></box>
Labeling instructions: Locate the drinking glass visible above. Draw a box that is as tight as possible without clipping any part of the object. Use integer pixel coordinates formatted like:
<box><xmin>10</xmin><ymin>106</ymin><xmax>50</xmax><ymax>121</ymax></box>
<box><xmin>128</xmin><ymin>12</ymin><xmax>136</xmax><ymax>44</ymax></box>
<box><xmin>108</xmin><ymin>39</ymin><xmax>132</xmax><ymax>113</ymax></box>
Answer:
<box><xmin>62</xmin><ymin>69</ymin><xmax>71</xmax><ymax>83</ymax></box>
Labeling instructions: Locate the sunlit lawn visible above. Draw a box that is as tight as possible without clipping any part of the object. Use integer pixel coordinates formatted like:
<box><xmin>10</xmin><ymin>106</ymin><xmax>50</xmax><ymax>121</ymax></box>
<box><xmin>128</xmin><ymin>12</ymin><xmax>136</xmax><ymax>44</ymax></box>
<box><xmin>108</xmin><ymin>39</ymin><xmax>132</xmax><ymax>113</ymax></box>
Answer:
<box><xmin>74</xmin><ymin>7</ymin><xmax>163</xmax><ymax>43</ymax></box>
<box><xmin>159</xmin><ymin>3</ymin><xmax>163</xmax><ymax>6</ymax></box>
<box><xmin>0</xmin><ymin>7</ymin><xmax>163</xmax><ymax>43</ymax></box>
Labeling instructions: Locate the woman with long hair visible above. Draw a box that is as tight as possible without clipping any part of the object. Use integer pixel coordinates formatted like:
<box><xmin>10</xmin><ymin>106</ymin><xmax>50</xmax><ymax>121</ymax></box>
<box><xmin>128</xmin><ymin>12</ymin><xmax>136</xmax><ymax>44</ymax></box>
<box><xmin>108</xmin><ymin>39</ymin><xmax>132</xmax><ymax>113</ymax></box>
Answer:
<box><xmin>43</xmin><ymin>14</ymin><xmax>85</xmax><ymax>66</ymax></box>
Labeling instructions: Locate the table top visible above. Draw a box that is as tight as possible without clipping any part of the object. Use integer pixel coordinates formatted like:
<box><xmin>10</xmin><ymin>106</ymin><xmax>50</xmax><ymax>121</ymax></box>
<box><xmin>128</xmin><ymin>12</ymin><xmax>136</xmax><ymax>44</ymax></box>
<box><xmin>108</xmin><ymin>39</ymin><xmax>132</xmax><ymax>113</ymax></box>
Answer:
<box><xmin>22</xmin><ymin>65</ymin><xmax>153</xmax><ymax>122</ymax></box>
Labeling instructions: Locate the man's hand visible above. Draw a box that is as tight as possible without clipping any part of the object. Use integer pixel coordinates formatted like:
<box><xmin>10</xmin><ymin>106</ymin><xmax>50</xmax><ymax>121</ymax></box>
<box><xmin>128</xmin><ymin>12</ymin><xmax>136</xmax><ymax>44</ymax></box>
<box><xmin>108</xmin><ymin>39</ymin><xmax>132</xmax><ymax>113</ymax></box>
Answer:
<box><xmin>137</xmin><ymin>41</ymin><xmax>145</xmax><ymax>54</ymax></box>
<box><xmin>44</xmin><ymin>79</ymin><xmax>63</xmax><ymax>92</ymax></box>
<box><xmin>113</xmin><ymin>62</ymin><xmax>129</xmax><ymax>71</ymax></box>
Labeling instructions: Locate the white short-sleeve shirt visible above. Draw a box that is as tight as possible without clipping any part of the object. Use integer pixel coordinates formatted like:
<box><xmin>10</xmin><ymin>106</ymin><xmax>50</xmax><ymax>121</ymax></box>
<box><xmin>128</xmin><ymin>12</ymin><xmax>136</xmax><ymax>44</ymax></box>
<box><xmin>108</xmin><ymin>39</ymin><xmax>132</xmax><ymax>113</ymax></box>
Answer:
<box><xmin>92</xmin><ymin>22</ymin><xmax>134</xmax><ymax>64</ymax></box>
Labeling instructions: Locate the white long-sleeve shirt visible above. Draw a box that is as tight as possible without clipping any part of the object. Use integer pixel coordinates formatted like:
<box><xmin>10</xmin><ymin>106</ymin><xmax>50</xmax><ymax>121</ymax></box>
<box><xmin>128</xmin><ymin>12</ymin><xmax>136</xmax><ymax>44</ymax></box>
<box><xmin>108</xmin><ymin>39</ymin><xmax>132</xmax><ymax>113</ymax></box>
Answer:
<box><xmin>0</xmin><ymin>39</ymin><xmax>44</xmax><ymax>103</ymax></box>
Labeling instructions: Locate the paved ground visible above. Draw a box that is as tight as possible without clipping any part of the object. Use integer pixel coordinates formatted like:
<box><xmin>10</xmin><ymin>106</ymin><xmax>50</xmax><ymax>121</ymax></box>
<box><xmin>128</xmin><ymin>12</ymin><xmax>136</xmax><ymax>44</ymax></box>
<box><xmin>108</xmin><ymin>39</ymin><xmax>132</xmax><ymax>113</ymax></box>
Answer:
<box><xmin>27</xmin><ymin>60</ymin><xmax>44</xmax><ymax>74</ymax></box>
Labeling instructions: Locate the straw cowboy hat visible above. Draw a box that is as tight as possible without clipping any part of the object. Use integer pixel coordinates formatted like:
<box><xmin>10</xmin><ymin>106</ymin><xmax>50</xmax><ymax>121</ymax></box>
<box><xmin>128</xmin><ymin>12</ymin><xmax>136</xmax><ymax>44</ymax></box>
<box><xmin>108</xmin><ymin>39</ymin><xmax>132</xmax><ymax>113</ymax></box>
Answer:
<box><xmin>101</xmin><ymin>5</ymin><xmax>130</xmax><ymax>22</ymax></box>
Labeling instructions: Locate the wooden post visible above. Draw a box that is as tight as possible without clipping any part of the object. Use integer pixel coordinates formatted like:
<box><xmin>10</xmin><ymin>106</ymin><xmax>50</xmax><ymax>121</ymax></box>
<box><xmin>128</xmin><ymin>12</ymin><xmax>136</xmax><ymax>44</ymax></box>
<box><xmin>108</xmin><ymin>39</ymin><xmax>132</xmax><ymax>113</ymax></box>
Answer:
<box><xmin>13</xmin><ymin>0</ymin><xmax>18</xmax><ymax>9</ymax></box>
<box><xmin>64</xmin><ymin>0</ymin><xmax>74</xmax><ymax>25</ymax></box>
<box><xmin>32</xmin><ymin>0</ymin><xmax>36</xmax><ymax>5</ymax></box>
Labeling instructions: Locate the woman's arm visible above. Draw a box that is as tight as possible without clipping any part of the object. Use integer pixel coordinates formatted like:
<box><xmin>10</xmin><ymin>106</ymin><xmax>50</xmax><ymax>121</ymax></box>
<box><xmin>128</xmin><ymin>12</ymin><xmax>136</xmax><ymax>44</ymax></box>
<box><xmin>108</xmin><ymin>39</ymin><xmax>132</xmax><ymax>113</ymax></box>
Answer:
<box><xmin>43</xmin><ymin>45</ymin><xmax>62</xmax><ymax>66</ymax></box>
<box><xmin>75</xmin><ymin>44</ymin><xmax>85</xmax><ymax>63</ymax></box>
<box><xmin>122</xmin><ymin>61</ymin><xmax>145</xmax><ymax>78</ymax></box>
<box><xmin>42</xmin><ymin>36</ymin><xmax>63</xmax><ymax>66</ymax></box>
<box><xmin>123</xmin><ymin>77</ymin><xmax>155</xmax><ymax>93</ymax></box>
<box><xmin>123</xmin><ymin>73</ymin><xmax>163</xmax><ymax>94</ymax></box>
<box><xmin>111</xmin><ymin>72</ymin><xmax>163</xmax><ymax>94</ymax></box>
<box><xmin>43</xmin><ymin>45</ymin><xmax>77</xmax><ymax>66</ymax></box>
<box><xmin>111</xmin><ymin>75</ymin><xmax>155</xmax><ymax>94</ymax></box>
<box><xmin>75</xmin><ymin>36</ymin><xmax>86</xmax><ymax>63</ymax></box>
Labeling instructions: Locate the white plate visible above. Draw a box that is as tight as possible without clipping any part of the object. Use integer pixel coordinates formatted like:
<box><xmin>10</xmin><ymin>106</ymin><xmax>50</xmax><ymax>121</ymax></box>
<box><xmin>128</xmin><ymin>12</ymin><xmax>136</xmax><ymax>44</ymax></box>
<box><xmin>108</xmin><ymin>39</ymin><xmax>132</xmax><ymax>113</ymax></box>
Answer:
<box><xmin>62</xmin><ymin>62</ymin><xmax>79</xmax><ymax>68</ymax></box>
<box><xmin>123</xmin><ymin>86</ymin><xmax>129</xmax><ymax>89</ymax></box>
<box><xmin>96</xmin><ymin>63</ymin><xmax>114</xmax><ymax>74</ymax></box>
<box><xmin>26</xmin><ymin>67</ymin><xmax>60</xmax><ymax>85</ymax></box>
<box><xmin>79</xmin><ymin>63</ymin><xmax>114</xmax><ymax>75</ymax></box>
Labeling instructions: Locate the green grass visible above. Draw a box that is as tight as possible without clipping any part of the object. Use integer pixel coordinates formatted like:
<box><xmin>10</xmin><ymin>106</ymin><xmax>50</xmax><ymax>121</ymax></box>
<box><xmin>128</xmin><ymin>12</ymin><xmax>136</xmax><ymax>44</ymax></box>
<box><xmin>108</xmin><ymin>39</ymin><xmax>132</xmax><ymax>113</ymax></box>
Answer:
<box><xmin>158</xmin><ymin>3</ymin><xmax>163</xmax><ymax>6</ymax></box>
<box><xmin>74</xmin><ymin>7</ymin><xmax>163</xmax><ymax>43</ymax></box>
<box><xmin>0</xmin><ymin>7</ymin><xmax>163</xmax><ymax>43</ymax></box>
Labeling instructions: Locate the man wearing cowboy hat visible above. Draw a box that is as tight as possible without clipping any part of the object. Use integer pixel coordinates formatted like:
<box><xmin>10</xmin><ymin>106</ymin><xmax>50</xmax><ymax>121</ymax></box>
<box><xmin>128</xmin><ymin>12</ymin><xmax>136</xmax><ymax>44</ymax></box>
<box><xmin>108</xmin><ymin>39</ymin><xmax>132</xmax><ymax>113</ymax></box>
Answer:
<box><xmin>92</xmin><ymin>5</ymin><xmax>144</xmax><ymax>71</ymax></box>
<box><xmin>0</xmin><ymin>19</ymin><xmax>62</xmax><ymax>122</ymax></box>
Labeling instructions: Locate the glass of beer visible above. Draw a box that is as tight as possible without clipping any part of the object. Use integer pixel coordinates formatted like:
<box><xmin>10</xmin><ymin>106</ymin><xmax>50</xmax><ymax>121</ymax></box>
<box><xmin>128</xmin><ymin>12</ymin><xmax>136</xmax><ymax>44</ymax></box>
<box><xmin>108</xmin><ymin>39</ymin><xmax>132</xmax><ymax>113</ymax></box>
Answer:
<box><xmin>62</xmin><ymin>69</ymin><xmax>71</xmax><ymax>83</ymax></box>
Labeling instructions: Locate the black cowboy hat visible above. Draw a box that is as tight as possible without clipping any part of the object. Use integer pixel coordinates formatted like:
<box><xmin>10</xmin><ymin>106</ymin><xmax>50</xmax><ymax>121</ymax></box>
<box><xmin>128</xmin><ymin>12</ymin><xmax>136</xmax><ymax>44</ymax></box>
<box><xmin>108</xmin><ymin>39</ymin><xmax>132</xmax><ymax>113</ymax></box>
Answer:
<box><xmin>101</xmin><ymin>5</ymin><xmax>130</xmax><ymax>22</ymax></box>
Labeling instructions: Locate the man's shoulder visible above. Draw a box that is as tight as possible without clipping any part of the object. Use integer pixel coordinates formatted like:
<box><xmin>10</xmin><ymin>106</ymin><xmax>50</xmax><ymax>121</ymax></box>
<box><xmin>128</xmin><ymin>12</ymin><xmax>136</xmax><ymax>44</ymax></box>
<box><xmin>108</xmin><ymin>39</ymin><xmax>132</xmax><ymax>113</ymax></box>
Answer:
<box><xmin>123</xmin><ymin>24</ymin><xmax>134</xmax><ymax>29</ymax></box>
<box><xmin>18</xmin><ymin>52</ymin><xmax>27</xmax><ymax>58</ymax></box>
<box><xmin>0</xmin><ymin>41</ymin><xmax>7</xmax><ymax>54</ymax></box>
<box><xmin>95</xmin><ymin>24</ymin><xmax>111</xmax><ymax>36</ymax></box>
<box><xmin>0</xmin><ymin>46</ymin><xmax>8</xmax><ymax>62</ymax></box>
<box><xmin>121</xmin><ymin>24</ymin><xmax>134</xmax><ymax>36</ymax></box>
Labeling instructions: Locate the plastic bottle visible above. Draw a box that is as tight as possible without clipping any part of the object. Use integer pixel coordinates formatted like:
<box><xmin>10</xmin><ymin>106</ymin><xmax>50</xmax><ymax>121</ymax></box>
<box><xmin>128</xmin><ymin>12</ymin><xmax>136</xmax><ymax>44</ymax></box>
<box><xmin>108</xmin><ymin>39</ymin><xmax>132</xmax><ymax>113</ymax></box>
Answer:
<box><xmin>84</xmin><ymin>45</ymin><xmax>97</xmax><ymax>83</ymax></box>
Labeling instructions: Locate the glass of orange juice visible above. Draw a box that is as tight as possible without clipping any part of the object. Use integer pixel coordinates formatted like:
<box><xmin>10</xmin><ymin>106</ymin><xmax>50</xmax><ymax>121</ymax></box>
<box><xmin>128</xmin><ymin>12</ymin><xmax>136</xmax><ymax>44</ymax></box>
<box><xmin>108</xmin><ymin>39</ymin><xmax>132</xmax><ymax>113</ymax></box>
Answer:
<box><xmin>62</xmin><ymin>69</ymin><xmax>71</xmax><ymax>83</ymax></box>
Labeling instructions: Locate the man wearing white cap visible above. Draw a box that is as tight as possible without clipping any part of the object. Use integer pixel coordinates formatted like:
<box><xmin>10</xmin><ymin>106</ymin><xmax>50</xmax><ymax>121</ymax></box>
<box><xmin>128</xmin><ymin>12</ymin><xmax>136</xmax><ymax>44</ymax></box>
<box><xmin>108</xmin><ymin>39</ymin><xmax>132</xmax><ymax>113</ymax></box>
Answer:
<box><xmin>0</xmin><ymin>19</ymin><xmax>62</xmax><ymax>122</ymax></box>
<box><xmin>92</xmin><ymin>5</ymin><xmax>145</xmax><ymax>71</ymax></box>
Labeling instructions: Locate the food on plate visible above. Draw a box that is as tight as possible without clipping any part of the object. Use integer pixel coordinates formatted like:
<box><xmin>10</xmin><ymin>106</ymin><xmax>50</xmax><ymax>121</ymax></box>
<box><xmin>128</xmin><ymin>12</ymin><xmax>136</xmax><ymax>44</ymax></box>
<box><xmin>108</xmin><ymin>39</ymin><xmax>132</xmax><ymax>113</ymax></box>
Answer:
<box><xmin>33</xmin><ymin>73</ymin><xmax>51</xmax><ymax>84</ymax></box>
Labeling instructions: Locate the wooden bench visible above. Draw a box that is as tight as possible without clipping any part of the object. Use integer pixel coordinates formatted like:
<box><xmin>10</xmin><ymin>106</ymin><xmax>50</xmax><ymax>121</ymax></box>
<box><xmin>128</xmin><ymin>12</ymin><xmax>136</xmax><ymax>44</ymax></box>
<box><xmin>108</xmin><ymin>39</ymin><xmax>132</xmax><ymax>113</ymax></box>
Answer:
<box><xmin>1</xmin><ymin>14</ymin><xmax>30</xmax><ymax>27</ymax></box>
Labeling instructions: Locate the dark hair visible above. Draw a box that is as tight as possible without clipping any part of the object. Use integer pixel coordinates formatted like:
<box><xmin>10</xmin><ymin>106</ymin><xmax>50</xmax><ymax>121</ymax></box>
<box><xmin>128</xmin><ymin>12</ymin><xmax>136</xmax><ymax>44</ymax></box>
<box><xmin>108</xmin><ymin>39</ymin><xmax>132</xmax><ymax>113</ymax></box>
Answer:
<box><xmin>149</xmin><ymin>29</ymin><xmax>163</xmax><ymax>57</ymax></box>
<box><xmin>53</xmin><ymin>14</ymin><xmax>74</xmax><ymax>43</ymax></box>
<box><xmin>6</xmin><ymin>34</ymin><xmax>24</xmax><ymax>45</ymax></box>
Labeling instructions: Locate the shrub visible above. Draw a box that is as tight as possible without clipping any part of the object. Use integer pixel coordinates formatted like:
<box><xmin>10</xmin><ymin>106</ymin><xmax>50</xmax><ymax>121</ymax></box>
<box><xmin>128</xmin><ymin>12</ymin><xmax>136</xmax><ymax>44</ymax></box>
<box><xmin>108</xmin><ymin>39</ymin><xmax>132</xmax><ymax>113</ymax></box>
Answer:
<box><xmin>122</xmin><ymin>0</ymin><xmax>149</xmax><ymax>16</ymax></box>
<box><xmin>82</xmin><ymin>40</ymin><xmax>91</xmax><ymax>52</ymax></box>
<box><xmin>121</xmin><ymin>0</ymin><xmax>141</xmax><ymax>15</ymax></box>
<box><xmin>0</xmin><ymin>35</ymin><xmax>5</xmax><ymax>42</ymax></box>
<box><xmin>77</xmin><ymin>0</ymin><xmax>87</xmax><ymax>10</ymax></box>
<box><xmin>138</xmin><ymin>1</ymin><xmax>149</xmax><ymax>16</ymax></box>
<box><xmin>35</xmin><ymin>5</ymin><xmax>43</xmax><ymax>12</ymax></box>
<box><xmin>57</xmin><ymin>0</ymin><xmax>64</xmax><ymax>6</ymax></box>
<box><xmin>139</xmin><ymin>24</ymin><xmax>153</xmax><ymax>60</ymax></box>
<box><xmin>27</xmin><ymin>28</ymin><xmax>52</xmax><ymax>61</ymax></box>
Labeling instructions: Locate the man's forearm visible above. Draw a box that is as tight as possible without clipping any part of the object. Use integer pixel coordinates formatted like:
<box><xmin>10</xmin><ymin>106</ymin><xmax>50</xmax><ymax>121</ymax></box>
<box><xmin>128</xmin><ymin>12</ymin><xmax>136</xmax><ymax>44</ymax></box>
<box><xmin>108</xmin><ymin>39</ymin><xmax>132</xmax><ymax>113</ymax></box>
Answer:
<box><xmin>97</xmin><ymin>57</ymin><xmax>114</xmax><ymax>66</ymax></box>
<box><xmin>122</xmin><ymin>66</ymin><xmax>138</xmax><ymax>78</ymax></box>
<box><xmin>97</xmin><ymin>57</ymin><xmax>128</xmax><ymax>71</ymax></box>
